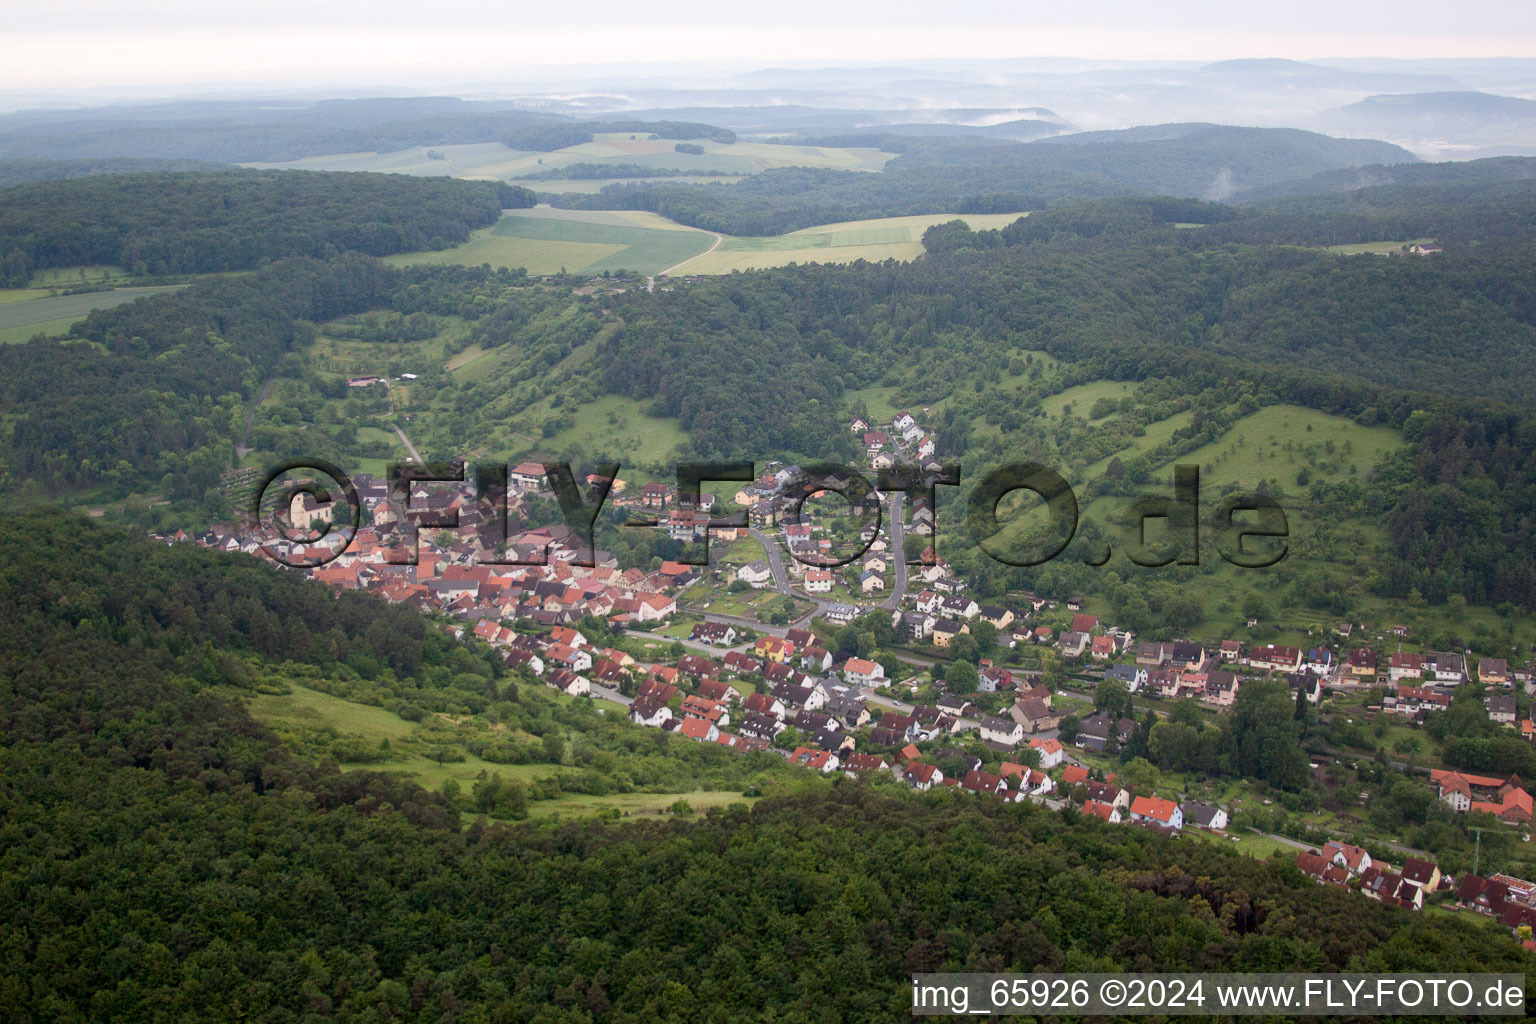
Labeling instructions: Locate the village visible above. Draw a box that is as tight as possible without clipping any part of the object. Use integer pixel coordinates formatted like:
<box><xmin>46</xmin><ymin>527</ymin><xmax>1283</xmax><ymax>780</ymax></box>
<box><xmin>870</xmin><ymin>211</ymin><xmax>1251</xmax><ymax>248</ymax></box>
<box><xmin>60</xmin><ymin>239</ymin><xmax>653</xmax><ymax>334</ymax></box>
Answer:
<box><xmin>173</xmin><ymin>405</ymin><xmax>1536</xmax><ymax>951</ymax></box>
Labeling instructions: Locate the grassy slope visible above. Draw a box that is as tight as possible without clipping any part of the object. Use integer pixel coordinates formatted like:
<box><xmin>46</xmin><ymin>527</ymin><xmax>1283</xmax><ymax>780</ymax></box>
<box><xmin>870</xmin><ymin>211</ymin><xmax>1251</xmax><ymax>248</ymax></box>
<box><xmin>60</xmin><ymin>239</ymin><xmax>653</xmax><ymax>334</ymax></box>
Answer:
<box><xmin>245</xmin><ymin>683</ymin><xmax>764</xmax><ymax>820</ymax></box>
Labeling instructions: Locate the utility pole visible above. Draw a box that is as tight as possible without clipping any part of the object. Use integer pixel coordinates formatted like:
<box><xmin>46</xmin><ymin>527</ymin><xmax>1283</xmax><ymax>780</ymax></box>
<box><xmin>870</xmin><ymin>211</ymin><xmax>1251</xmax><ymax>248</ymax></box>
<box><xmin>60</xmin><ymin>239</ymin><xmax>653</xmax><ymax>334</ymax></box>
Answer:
<box><xmin>1469</xmin><ymin>825</ymin><xmax>1492</xmax><ymax>877</ymax></box>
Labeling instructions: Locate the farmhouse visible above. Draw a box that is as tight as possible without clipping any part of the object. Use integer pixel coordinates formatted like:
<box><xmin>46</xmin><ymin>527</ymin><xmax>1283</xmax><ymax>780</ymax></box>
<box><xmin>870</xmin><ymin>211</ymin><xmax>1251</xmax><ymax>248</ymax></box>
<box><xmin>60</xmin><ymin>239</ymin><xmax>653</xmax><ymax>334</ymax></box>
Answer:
<box><xmin>1431</xmin><ymin>769</ymin><xmax>1533</xmax><ymax>824</ymax></box>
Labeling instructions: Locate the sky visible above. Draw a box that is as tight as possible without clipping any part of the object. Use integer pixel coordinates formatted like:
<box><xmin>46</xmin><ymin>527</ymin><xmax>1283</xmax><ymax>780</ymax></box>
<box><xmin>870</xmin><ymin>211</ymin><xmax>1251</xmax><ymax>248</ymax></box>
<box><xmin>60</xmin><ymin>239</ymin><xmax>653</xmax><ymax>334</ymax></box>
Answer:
<box><xmin>3</xmin><ymin>1</ymin><xmax>1535</xmax><ymax>93</ymax></box>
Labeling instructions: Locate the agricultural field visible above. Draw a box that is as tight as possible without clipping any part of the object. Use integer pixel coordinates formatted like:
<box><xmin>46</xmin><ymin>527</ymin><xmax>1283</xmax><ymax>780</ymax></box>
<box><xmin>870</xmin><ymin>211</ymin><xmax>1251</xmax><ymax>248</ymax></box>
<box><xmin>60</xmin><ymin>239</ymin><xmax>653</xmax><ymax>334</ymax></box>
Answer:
<box><xmin>1039</xmin><ymin>380</ymin><xmax>1135</xmax><ymax>419</ymax></box>
<box><xmin>670</xmin><ymin>212</ymin><xmax>1032</xmax><ymax>275</ymax></box>
<box><xmin>0</xmin><ymin>285</ymin><xmax>185</xmax><ymax>343</ymax></box>
<box><xmin>390</xmin><ymin>207</ymin><xmax>1031</xmax><ymax>278</ymax></box>
<box><xmin>242</xmin><ymin>142</ymin><xmax>544</xmax><ymax>179</ymax></box>
<box><xmin>387</xmin><ymin>207</ymin><xmax>718</xmax><ymax>277</ymax></box>
<box><xmin>1324</xmin><ymin>238</ymin><xmax>1436</xmax><ymax>255</ymax></box>
<box><xmin>526</xmin><ymin>175</ymin><xmax>747</xmax><ymax>194</ymax></box>
<box><xmin>524</xmin><ymin>393</ymin><xmax>691</xmax><ymax>466</ymax></box>
<box><xmin>243</xmin><ymin>136</ymin><xmax>895</xmax><ymax>184</ymax></box>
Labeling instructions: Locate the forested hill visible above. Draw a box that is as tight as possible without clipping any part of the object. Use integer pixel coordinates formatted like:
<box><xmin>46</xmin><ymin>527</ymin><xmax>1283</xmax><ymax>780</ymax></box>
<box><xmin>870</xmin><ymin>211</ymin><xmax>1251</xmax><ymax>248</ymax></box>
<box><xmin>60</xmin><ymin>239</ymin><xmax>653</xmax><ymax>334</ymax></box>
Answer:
<box><xmin>547</xmin><ymin>124</ymin><xmax>1415</xmax><ymax>234</ymax></box>
<box><xmin>1231</xmin><ymin>154</ymin><xmax>1536</xmax><ymax>203</ymax></box>
<box><xmin>0</xmin><ymin>169</ymin><xmax>534</xmax><ymax>284</ymax></box>
<box><xmin>1</xmin><ymin>254</ymin><xmax>399</xmax><ymax>495</ymax></box>
<box><xmin>0</xmin><ymin>157</ymin><xmax>229</xmax><ymax>187</ymax></box>
<box><xmin>0</xmin><ymin>513</ymin><xmax>1527</xmax><ymax>1021</ymax></box>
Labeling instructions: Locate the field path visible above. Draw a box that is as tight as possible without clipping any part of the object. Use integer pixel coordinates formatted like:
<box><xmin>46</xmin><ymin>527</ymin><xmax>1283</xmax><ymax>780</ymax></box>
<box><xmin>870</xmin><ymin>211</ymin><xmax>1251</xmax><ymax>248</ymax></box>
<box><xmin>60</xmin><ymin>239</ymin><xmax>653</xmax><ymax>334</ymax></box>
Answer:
<box><xmin>657</xmin><ymin>231</ymin><xmax>723</xmax><ymax>277</ymax></box>
<box><xmin>236</xmin><ymin>374</ymin><xmax>276</xmax><ymax>458</ymax></box>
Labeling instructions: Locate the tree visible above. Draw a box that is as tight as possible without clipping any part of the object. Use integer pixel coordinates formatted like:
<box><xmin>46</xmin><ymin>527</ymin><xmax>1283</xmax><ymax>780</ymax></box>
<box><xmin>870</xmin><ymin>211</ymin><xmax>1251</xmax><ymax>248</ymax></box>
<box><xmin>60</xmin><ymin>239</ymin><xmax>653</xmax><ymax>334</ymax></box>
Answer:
<box><xmin>945</xmin><ymin>660</ymin><xmax>980</xmax><ymax>693</ymax></box>
<box><xmin>1094</xmin><ymin>678</ymin><xmax>1131</xmax><ymax>720</ymax></box>
<box><xmin>949</xmin><ymin>634</ymin><xmax>980</xmax><ymax>662</ymax></box>
<box><xmin>970</xmin><ymin>620</ymin><xmax>999</xmax><ymax>655</ymax></box>
<box><xmin>1058</xmin><ymin>713</ymin><xmax>1081</xmax><ymax>744</ymax></box>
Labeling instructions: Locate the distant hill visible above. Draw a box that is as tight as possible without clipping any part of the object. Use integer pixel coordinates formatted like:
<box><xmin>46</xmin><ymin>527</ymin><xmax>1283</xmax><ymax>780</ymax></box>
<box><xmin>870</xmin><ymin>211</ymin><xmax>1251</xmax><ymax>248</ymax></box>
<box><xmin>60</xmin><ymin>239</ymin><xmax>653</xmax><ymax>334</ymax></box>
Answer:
<box><xmin>1197</xmin><ymin>58</ymin><xmax>1468</xmax><ymax>93</ymax></box>
<box><xmin>1231</xmin><ymin>154</ymin><xmax>1536</xmax><ymax>203</ymax></box>
<box><xmin>553</xmin><ymin>123</ymin><xmax>1420</xmax><ymax>232</ymax></box>
<box><xmin>802</xmin><ymin>118</ymin><xmax>1072</xmax><ymax>143</ymax></box>
<box><xmin>1328</xmin><ymin>90</ymin><xmax>1536</xmax><ymax>121</ymax></box>
<box><xmin>1312</xmin><ymin>92</ymin><xmax>1536</xmax><ymax>159</ymax></box>
<box><xmin>0</xmin><ymin>157</ymin><xmax>227</xmax><ymax>187</ymax></box>
<box><xmin>606</xmin><ymin>104</ymin><xmax>1074</xmax><ymax>137</ymax></box>
<box><xmin>1318</xmin><ymin>90</ymin><xmax>1536</xmax><ymax>135</ymax></box>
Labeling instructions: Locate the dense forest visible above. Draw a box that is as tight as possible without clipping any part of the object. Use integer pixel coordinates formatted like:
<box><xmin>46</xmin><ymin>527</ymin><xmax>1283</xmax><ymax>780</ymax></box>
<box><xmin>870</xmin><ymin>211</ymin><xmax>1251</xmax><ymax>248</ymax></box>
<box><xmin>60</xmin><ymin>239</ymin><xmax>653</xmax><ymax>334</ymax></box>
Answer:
<box><xmin>1</xmin><ymin>254</ymin><xmax>399</xmax><ymax>495</ymax></box>
<box><xmin>0</xmin><ymin>515</ymin><xmax>1527</xmax><ymax>1022</ymax></box>
<box><xmin>0</xmin><ymin>157</ymin><xmax>229</xmax><ymax>187</ymax></box>
<box><xmin>548</xmin><ymin>125</ymin><xmax>1413</xmax><ymax>234</ymax></box>
<box><xmin>0</xmin><ymin>169</ymin><xmax>533</xmax><ymax>284</ymax></box>
<box><xmin>0</xmin><ymin>99</ymin><xmax>738</xmax><ymax>163</ymax></box>
<box><xmin>515</xmin><ymin>162</ymin><xmax>741</xmax><ymax>181</ymax></box>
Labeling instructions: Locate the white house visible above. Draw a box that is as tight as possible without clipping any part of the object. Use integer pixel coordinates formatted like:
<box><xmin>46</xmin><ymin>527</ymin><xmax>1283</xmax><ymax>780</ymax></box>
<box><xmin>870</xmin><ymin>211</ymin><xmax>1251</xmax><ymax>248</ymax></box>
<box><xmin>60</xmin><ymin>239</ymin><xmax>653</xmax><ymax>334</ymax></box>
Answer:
<box><xmin>1027</xmin><ymin>736</ymin><xmax>1065</xmax><ymax>769</ymax></box>
<box><xmin>510</xmin><ymin>462</ymin><xmax>547</xmax><ymax>492</ymax></box>
<box><xmin>979</xmin><ymin>715</ymin><xmax>1024</xmax><ymax>748</ymax></box>
<box><xmin>843</xmin><ymin>657</ymin><xmax>886</xmax><ymax>687</ymax></box>
<box><xmin>736</xmin><ymin>561</ymin><xmax>774</xmax><ymax>588</ymax></box>
<box><xmin>1181</xmin><ymin>802</ymin><xmax>1229</xmax><ymax>831</ymax></box>
<box><xmin>1129</xmin><ymin>795</ymin><xmax>1183</xmax><ymax>830</ymax></box>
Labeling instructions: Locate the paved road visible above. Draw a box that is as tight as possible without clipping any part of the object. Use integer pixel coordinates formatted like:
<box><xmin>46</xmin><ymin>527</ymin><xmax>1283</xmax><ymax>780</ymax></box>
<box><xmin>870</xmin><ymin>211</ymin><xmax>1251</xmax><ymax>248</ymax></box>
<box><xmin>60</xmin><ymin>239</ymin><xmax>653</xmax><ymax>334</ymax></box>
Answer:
<box><xmin>589</xmin><ymin>682</ymin><xmax>631</xmax><ymax>707</ymax></box>
<box><xmin>881</xmin><ymin>491</ymin><xmax>909</xmax><ymax>610</ymax></box>
<box><xmin>745</xmin><ymin>488</ymin><xmax>909</xmax><ymax>628</ymax></box>
<box><xmin>393</xmin><ymin>424</ymin><xmax>424</xmax><ymax>463</ymax></box>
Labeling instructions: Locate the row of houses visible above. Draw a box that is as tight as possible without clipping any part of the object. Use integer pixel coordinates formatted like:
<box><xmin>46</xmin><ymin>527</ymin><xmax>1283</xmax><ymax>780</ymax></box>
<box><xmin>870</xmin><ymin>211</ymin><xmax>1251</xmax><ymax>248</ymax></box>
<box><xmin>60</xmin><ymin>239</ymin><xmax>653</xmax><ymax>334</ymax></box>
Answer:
<box><xmin>1056</xmin><ymin>763</ymin><xmax>1230</xmax><ymax>834</ymax></box>
<box><xmin>1295</xmin><ymin>845</ymin><xmax>1446</xmax><ymax>911</ymax></box>
<box><xmin>1457</xmin><ymin>873</ymin><xmax>1536</xmax><ymax>945</ymax></box>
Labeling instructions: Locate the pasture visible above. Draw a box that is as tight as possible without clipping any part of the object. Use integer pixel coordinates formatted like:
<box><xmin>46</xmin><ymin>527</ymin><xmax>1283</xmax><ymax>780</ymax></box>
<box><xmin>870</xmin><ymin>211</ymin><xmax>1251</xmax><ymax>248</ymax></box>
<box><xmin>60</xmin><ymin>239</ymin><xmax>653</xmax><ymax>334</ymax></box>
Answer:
<box><xmin>526</xmin><ymin>394</ymin><xmax>691</xmax><ymax>466</ymax></box>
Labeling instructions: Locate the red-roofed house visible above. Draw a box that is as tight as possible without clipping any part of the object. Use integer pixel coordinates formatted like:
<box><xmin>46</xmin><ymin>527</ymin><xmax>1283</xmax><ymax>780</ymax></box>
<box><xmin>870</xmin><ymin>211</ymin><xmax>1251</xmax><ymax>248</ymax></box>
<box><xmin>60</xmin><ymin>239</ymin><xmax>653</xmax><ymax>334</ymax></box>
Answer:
<box><xmin>1129</xmin><ymin>795</ymin><xmax>1183</xmax><ymax>830</ymax></box>
<box><xmin>843</xmin><ymin>657</ymin><xmax>885</xmax><ymax>686</ymax></box>
<box><xmin>679</xmin><ymin>717</ymin><xmax>719</xmax><ymax>743</ymax></box>
<box><xmin>904</xmin><ymin>761</ymin><xmax>943</xmax><ymax>791</ymax></box>
<box><xmin>1082</xmin><ymin>799</ymin><xmax>1121</xmax><ymax>823</ymax></box>
<box><xmin>1028</xmin><ymin>737</ymin><xmax>1065</xmax><ymax>768</ymax></box>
